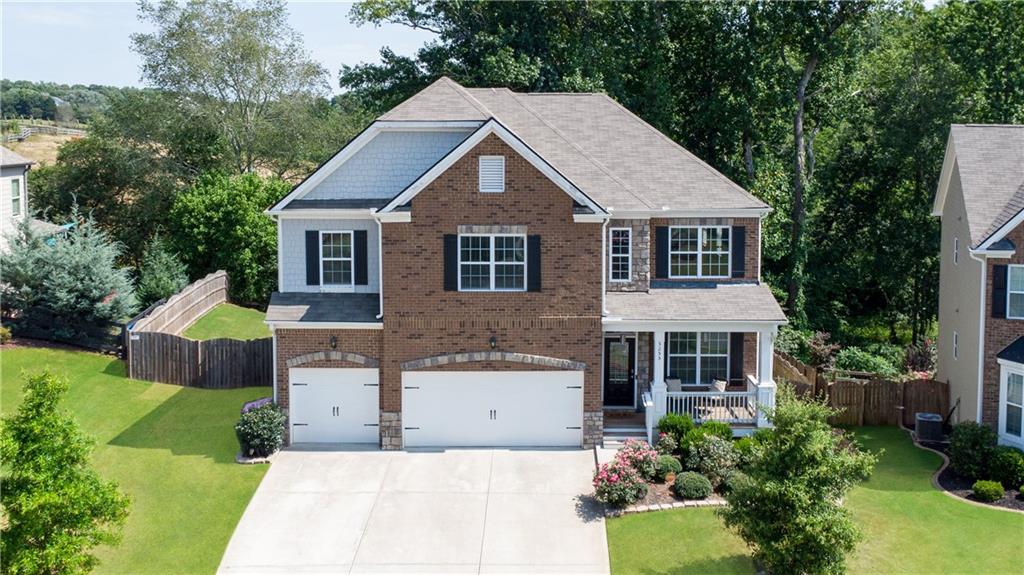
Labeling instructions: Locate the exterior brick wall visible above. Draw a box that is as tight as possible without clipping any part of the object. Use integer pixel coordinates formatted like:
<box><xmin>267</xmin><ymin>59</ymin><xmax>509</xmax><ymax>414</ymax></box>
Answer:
<box><xmin>982</xmin><ymin>222</ymin><xmax>1024</xmax><ymax>427</ymax></box>
<box><xmin>648</xmin><ymin>217</ymin><xmax>760</xmax><ymax>283</ymax></box>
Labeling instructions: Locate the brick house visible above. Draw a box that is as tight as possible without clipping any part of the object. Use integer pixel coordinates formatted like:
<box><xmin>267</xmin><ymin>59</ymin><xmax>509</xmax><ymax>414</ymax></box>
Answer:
<box><xmin>265</xmin><ymin>78</ymin><xmax>786</xmax><ymax>449</ymax></box>
<box><xmin>933</xmin><ymin>124</ymin><xmax>1024</xmax><ymax>449</ymax></box>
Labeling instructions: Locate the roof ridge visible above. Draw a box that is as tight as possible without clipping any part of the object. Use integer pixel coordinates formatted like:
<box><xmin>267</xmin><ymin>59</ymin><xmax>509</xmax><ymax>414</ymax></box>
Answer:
<box><xmin>593</xmin><ymin>93</ymin><xmax>768</xmax><ymax>209</ymax></box>
<box><xmin>441</xmin><ymin>77</ymin><xmax>496</xmax><ymax>120</ymax></box>
<box><xmin>978</xmin><ymin>178</ymin><xmax>1024</xmax><ymax>245</ymax></box>
<box><xmin>509</xmin><ymin>92</ymin><xmax>656</xmax><ymax>210</ymax></box>
<box><xmin>952</xmin><ymin>123</ymin><xmax>1024</xmax><ymax>129</ymax></box>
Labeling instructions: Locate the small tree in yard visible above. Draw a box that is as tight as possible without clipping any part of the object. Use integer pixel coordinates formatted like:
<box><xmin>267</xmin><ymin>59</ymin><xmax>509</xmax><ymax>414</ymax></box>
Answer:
<box><xmin>1</xmin><ymin>372</ymin><xmax>130</xmax><ymax>575</ymax></box>
<box><xmin>136</xmin><ymin>233</ymin><xmax>189</xmax><ymax>307</ymax></box>
<box><xmin>718</xmin><ymin>386</ymin><xmax>878</xmax><ymax>575</ymax></box>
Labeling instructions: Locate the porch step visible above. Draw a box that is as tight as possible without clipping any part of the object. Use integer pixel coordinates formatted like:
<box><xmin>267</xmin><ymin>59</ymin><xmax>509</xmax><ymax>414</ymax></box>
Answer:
<box><xmin>602</xmin><ymin>426</ymin><xmax>647</xmax><ymax>449</ymax></box>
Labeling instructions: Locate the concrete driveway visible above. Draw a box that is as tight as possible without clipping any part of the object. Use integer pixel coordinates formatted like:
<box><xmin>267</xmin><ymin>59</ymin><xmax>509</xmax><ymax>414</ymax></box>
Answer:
<box><xmin>218</xmin><ymin>447</ymin><xmax>609</xmax><ymax>574</ymax></box>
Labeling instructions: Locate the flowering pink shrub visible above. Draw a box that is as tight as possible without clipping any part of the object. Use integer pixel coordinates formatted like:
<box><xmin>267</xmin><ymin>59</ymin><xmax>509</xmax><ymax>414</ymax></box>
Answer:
<box><xmin>614</xmin><ymin>438</ymin><xmax>659</xmax><ymax>480</ymax></box>
<box><xmin>593</xmin><ymin>459</ymin><xmax>647</xmax><ymax>506</ymax></box>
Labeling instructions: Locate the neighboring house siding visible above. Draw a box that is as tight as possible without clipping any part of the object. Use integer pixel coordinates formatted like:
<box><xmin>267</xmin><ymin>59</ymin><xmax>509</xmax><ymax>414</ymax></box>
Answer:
<box><xmin>648</xmin><ymin>217</ymin><xmax>760</xmax><ymax>283</ymax></box>
<box><xmin>0</xmin><ymin>165</ymin><xmax>27</xmax><ymax>251</ymax></box>
<box><xmin>982</xmin><ymin>221</ymin><xmax>1024</xmax><ymax>426</ymax></box>
<box><xmin>301</xmin><ymin>130</ymin><xmax>473</xmax><ymax>200</ymax></box>
<box><xmin>278</xmin><ymin>218</ymin><xmax>379</xmax><ymax>293</ymax></box>
<box><xmin>936</xmin><ymin>165</ymin><xmax>984</xmax><ymax>423</ymax></box>
<box><xmin>380</xmin><ymin>133</ymin><xmax>603</xmax><ymax>418</ymax></box>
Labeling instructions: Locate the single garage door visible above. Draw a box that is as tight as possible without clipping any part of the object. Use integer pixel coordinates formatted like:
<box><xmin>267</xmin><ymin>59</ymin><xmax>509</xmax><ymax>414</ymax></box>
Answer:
<box><xmin>289</xmin><ymin>368</ymin><xmax>379</xmax><ymax>444</ymax></box>
<box><xmin>402</xmin><ymin>371</ymin><xmax>584</xmax><ymax>447</ymax></box>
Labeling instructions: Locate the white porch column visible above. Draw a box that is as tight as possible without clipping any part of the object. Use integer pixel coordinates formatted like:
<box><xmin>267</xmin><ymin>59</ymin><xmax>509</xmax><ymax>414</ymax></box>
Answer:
<box><xmin>756</xmin><ymin>327</ymin><xmax>778</xmax><ymax>427</ymax></box>
<box><xmin>652</xmin><ymin>330</ymin><xmax>667</xmax><ymax>421</ymax></box>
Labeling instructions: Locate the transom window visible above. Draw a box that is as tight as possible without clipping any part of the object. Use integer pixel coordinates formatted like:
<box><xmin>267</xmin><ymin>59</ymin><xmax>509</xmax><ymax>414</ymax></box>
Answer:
<box><xmin>666</xmin><ymin>332</ymin><xmax>729</xmax><ymax>385</ymax></box>
<box><xmin>1009</xmin><ymin>265</ymin><xmax>1024</xmax><ymax>319</ymax></box>
<box><xmin>459</xmin><ymin>234</ymin><xmax>525</xmax><ymax>291</ymax></box>
<box><xmin>320</xmin><ymin>231</ymin><xmax>353</xmax><ymax>288</ymax></box>
<box><xmin>1004</xmin><ymin>370</ymin><xmax>1023</xmax><ymax>440</ymax></box>
<box><xmin>669</xmin><ymin>226</ymin><xmax>730</xmax><ymax>278</ymax></box>
<box><xmin>609</xmin><ymin>228</ymin><xmax>631</xmax><ymax>282</ymax></box>
<box><xmin>11</xmin><ymin>178</ymin><xmax>21</xmax><ymax>217</ymax></box>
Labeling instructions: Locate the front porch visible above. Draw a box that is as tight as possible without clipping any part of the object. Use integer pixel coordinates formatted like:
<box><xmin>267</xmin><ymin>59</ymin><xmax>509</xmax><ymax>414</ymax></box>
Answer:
<box><xmin>602</xmin><ymin>286</ymin><xmax>786</xmax><ymax>445</ymax></box>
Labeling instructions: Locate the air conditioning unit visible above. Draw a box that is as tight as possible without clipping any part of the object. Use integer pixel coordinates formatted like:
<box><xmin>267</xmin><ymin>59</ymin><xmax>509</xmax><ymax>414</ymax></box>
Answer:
<box><xmin>916</xmin><ymin>412</ymin><xmax>943</xmax><ymax>442</ymax></box>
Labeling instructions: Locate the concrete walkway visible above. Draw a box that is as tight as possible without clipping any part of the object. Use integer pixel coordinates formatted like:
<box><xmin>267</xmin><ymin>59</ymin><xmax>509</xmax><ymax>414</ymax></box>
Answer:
<box><xmin>218</xmin><ymin>447</ymin><xmax>609</xmax><ymax>574</ymax></box>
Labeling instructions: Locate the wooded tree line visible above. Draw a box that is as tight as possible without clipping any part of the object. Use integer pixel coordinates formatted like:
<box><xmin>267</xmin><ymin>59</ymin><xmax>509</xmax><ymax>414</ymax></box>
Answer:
<box><xmin>342</xmin><ymin>0</ymin><xmax>1024</xmax><ymax>344</ymax></box>
<box><xmin>0</xmin><ymin>80</ymin><xmax>129</xmax><ymax>123</ymax></box>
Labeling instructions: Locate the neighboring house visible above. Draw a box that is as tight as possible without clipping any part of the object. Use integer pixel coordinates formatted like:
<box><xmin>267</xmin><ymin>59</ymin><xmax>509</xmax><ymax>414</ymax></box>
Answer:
<box><xmin>0</xmin><ymin>145</ymin><xmax>62</xmax><ymax>251</ymax></box>
<box><xmin>933</xmin><ymin>124</ymin><xmax>1024</xmax><ymax>449</ymax></box>
<box><xmin>265</xmin><ymin>77</ymin><xmax>787</xmax><ymax>449</ymax></box>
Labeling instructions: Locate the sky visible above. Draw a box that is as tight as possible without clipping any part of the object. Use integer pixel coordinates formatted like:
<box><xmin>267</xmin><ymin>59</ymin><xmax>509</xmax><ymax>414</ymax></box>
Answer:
<box><xmin>0</xmin><ymin>1</ymin><xmax>437</xmax><ymax>93</ymax></box>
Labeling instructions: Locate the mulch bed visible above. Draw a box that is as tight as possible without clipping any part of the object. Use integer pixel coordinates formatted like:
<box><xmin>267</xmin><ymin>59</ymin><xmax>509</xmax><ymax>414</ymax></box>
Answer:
<box><xmin>637</xmin><ymin>479</ymin><xmax>682</xmax><ymax>506</ymax></box>
<box><xmin>922</xmin><ymin>439</ymin><xmax>1024</xmax><ymax>512</ymax></box>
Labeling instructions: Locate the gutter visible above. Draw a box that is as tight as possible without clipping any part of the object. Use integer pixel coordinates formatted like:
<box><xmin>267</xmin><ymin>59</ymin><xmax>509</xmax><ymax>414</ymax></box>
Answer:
<box><xmin>968</xmin><ymin>249</ymin><xmax>987</xmax><ymax>421</ymax></box>
<box><xmin>601</xmin><ymin>218</ymin><xmax>609</xmax><ymax>316</ymax></box>
<box><xmin>374</xmin><ymin>214</ymin><xmax>384</xmax><ymax>320</ymax></box>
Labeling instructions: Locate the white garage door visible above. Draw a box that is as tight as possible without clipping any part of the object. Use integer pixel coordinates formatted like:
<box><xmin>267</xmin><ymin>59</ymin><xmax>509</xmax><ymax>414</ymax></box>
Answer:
<box><xmin>289</xmin><ymin>368</ymin><xmax>379</xmax><ymax>444</ymax></box>
<box><xmin>402</xmin><ymin>371</ymin><xmax>584</xmax><ymax>448</ymax></box>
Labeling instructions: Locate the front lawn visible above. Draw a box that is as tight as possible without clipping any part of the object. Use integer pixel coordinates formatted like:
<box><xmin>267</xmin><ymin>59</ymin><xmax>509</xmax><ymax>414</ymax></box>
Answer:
<box><xmin>182</xmin><ymin>302</ymin><xmax>270</xmax><ymax>341</ymax></box>
<box><xmin>606</xmin><ymin>426</ymin><xmax>1024</xmax><ymax>574</ymax></box>
<box><xmin>1</xmin><ymin>345</ymin><xmax>270</xmax><ymax>574</ymax></box>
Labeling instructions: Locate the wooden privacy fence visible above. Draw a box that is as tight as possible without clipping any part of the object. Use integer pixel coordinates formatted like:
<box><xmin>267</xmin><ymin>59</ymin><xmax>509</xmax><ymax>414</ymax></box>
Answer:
<box><xmin>126</xmin><ymin>271</ymin><xmax>272</xmax><ymax>389</ymax></box>
<box><xmin>825</xmin><ymin>378</ymin><xmax>949</xmax><ymax>427</ymax></box>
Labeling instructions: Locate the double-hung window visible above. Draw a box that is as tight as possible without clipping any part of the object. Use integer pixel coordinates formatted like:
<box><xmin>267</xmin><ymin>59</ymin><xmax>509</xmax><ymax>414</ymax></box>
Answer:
<box><xmin>459</xmin><ymin>234</ymin><xmax>525</xmax><ymax>291</ymax></box>
<box><xmin>10</xmin><ymin>178</ymin><xmax>21</xmax><ymax>217</ymax></box>
<box><xmin>1003</xmin><ymin>368</ymin><xmax>1023</xmax><ymax>441</ymax></box>
<box><xmin>609</xmin><ymin>228</ymin><xmax>631</xmax><ymax>282</ymax></box>
<box><xmin>666</xmin><ymin>332</ymin><xmax>729</xmax><ymax>385</ymax></box>
<box><xmin>669</xmin><ymin>226</ymin><xmax>730</xmax><ymax>278</ymax></box>
<box><xmin>320</xmin><ymin>231</ymin><xmax>353</xmax><ymax>289</ymax></box>
<box><xmin>1009</xmin><ymin>265</ymin><xmax>1024</xmax><ymax>319</ymax></box>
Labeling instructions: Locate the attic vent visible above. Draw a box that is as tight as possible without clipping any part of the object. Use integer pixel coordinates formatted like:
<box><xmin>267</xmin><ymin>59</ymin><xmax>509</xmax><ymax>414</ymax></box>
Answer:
<box><xmin>479</xmin><ymin>156</ymin><xmax>505</xmax><ymax>193</ymax></box>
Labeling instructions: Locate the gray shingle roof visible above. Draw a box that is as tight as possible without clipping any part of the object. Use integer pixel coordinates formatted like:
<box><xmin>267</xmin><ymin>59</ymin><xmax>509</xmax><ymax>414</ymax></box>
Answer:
<box><xmin>266</xmin><ymin>292</ymin><xmax>381</xmax><ymax>324</ymax></box>
<box><xmin>997</xmin><ymin>336</ymin><xmax>1024</xmax><ymax>365</ymax></box>
<box><xmin>950</xmin><ymin>125</ymin><xmax>1024</xmax><ymax>247</ymax></box>
<box><xmin>0</xmin><ymin>145</ymin><xmax>34</xmax><ymax>168</ymax></box>
<box><xmin>605</xmin><ymin>284</ymin><xmax>787</xmax><ymax>323</ymax></box>
<box><xmin>380</xmin><ymin>78</ymin><xmax>767</xmax><ymax>213</ymax></box>
<box><xmin>283</xmin><ymin>198</ymin><xmax>390</xmax><ymax>210</ymax></box>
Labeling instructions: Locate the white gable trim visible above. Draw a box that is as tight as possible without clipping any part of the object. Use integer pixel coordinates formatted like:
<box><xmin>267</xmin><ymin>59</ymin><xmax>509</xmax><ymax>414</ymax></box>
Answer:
<box><xmin>932</xmin><ymin>136</ymin><xmax>957</xmax><ymax>217</ymax></box>
<box><xmin>379</xmin><ymin>119</ymin><xmax>607</xmax><ymax>215</ymax></box>
<box><xmin>977</xmin><ymin>208</ymin><xmax>1024</xmax><ymax>251</ymax></box>
<box><xmin>267</xmin><ymin>120</ymin><xmax>483</xmax><ymax>214</ymax></box>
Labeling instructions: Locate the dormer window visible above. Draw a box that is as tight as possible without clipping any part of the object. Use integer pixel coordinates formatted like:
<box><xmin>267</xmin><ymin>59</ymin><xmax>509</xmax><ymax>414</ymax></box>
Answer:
<box><xmin>479</xmin><ymin>156</ymin><xmax>505</xmax><ymax>193</ymax></box>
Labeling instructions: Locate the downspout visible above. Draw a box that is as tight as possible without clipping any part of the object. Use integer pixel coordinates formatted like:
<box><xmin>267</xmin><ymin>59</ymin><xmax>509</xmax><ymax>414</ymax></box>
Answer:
<box><xmin>969</xmin><ymin>249</ymin><xmax>987</xmax><ymax>422</ymax></box>
<box><xmin>374</xmin><ymin>213</ymin><xmax>384</xmax><ymax>320</ymax></box>
<box><xmin>601</xmin><ymin>217</ymin><xmax>609</xmax><ymax>316</ymax></box>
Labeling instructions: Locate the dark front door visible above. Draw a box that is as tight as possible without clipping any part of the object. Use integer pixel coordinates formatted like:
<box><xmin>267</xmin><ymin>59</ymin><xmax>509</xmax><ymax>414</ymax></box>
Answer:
<box><xmin>603</xmin><ymin>337</ymin><xmax>636</xmax><ymax>407</ymax></box>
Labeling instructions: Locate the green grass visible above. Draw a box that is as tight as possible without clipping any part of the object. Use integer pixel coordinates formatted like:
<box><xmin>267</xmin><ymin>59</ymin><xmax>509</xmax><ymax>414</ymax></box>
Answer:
<box><xmin>182</xmin><ymin>303</ymin><xmax>270</xmax><ymax>341</ymax></box>
<box><xmin>606</xmin><ymin>426</ymin><xmax>1024</xmax><ymax>574</ymax></box>
<box><xmin>1</xmin><ymin>346</ymin><xmax>270</xmax><ymax>574</ymax></box>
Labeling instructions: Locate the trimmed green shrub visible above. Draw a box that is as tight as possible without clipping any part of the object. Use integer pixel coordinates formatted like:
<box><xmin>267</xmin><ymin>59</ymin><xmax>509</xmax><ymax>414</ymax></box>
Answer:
<box><xmin>990</xmin><ymin>446</ymin><xmax>1024</xmax><ymax>489</ymax></box>
<box><xmin>674</xmin><ymin>471</ymin><xmax>712</xmax><ymax>499</ymax></box>
<box><xmin>864</xmin><ymin>343</ymin><xmax>906</xmax><ymax>373</ymax></box>
<box><xmin>0</xmin><ymin>325</ymin><xmax>11</xmax><ymax>344</ymax></box>
<box><xmin>699</xmin><ymin>421</ymin><xmax>734</xmax><ymax>441</ymax></box>
<box><xmin>835</xmin><ymin>346</ymin><xmax>899</xmax><ymax>377</ymax></box>
<box><xmin>593</xmin><ymin>459</ymin><xmax>647</xmax><ymax>507</ymax></box>
<box><xmin>235</xmin><ymin>402</ymin><xmax>286</xmax><ymax>457</ymax></box>
<box><xmin>655</xmin><ymin>455</ymin><xmax>683</xmax><ymax>481</ymax></box>
<box><xmin>614</xmin><ymin>439</ymin><xmax>659</xmax><ymax>480</ymax></box>
<box><xmin>657</xmin><ymin>412</ymin><xmax>695</xmax><ymax>444</ymax></box>
<box><xmin>722</xmin><ymin>470</ymin><xmax>750</xmax><ymax>494</ymax></box>
<box><xmin>971</xmin><ymin>480</ymin><xmax>1005</xmax><ymax>502</ymax></box>
<box><xmin>655</xmin><ymin>431</ymin><xmax>678</xmax><ymax>455</ymax></box>
<box><xmin>949</xmin><ymin>422</ymin><xmax>997</xmax><ymax>480</ymax></box>
<box><xmin>685</xmin><ymin>434</ymin><xmax>739</xmax><ymax>488</ymax></box>
<box><xmin>734</xmin><ymin>437</ymin><xmax>757</xmax><ymax>470</ymax></box>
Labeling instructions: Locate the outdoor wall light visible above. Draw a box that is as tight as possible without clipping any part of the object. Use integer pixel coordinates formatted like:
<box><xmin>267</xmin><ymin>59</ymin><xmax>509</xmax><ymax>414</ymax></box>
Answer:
<box><xmin>489</xmin><ymin>335</ymin><xmax>497</xmax><ymax>349</ymax></box>
<box><xmin>329</xmin><ymin>335</ymin><xmax>338</xmax><ymax>349</ymax></box>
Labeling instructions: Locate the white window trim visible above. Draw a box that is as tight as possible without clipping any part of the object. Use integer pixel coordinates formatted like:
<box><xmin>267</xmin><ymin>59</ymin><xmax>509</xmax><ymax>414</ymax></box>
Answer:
<box><xmin>609</xmin><ymin>227</ymin><xmax>632</xmax><ymax>283</ymax></box>
<box><xmin>666</xmin><ymin>331</ymin><xmax>731</xmax><ymax>386</ymax></box>
<box><xmin>668</xmin><ymin>225</ymin><xmax>731</xmax><ymax>279</ymax></box>
<box><xmin>998</xmin><ymin>361</ymin><xmax>1024</xmax><ymax>448</ymax></box>
<box><xmin>478</xmin><ymin>155</ymin><xmax>505</xmax><ymax>193</ymax></box>
<box><xmin>10</xmin><ymin>177</ymin><xmax>22</xmax><ymax>217</ymax></box>
<box><xmin>953</xmin><ymin>237</ymin><xmax>959</xmax><ymax>265</ymax></box>
<box><xmin>1008</xmin><ymin>265</ymin><xmax>1024</xmax><ymax>320</ymax></box>
<box><xmin>319</xmin><ymin>230</ymin><xmax>355</xmax><ymax>292</ymax></box>
<box><xmin>953</xmin><ymin>331</ymin><xmax>959</xmax><ymax>360</ymax></box>
<box><xmin>457</xmin><ymin>233</ymin><xmax>527</xmax><ymax>292</ymax></box>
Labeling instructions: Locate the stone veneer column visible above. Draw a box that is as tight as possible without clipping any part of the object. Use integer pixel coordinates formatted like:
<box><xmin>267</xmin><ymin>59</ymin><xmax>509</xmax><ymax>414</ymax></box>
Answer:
<box><xmin>380</xmin><ymin>411</ymin><xmax>402</xmax><ymax>450</ymax></box>
<box><xmin>584</xmin><ymin>411</ymin><xmax>603</xmax><ymax>448</ymax></box>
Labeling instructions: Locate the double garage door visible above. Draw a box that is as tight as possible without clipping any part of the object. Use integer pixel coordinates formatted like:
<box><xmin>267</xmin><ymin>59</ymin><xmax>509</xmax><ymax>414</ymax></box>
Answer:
<box><xmin>289</xmin><ymin>368</ymin><xmax>583</xmax><ymax>447</ymax></box>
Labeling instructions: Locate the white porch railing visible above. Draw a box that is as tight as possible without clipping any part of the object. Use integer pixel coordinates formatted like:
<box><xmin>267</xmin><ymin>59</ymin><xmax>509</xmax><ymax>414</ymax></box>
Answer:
<box><xmin>645</xmin><ymin>375</ymin><xmax>776</xmax><ymax>441</ymax></box>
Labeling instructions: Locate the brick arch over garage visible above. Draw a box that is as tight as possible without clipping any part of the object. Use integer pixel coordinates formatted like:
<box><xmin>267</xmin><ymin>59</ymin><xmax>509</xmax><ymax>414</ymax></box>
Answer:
<box><xmin>400</xmin><ymin>351</ymin><xmax>585</xmax><ymax>371</ymax></box>
<box><xmin>286</xmin><ymin>351</ymin><xmax>380</xmax><ymax>369</ymax></box>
